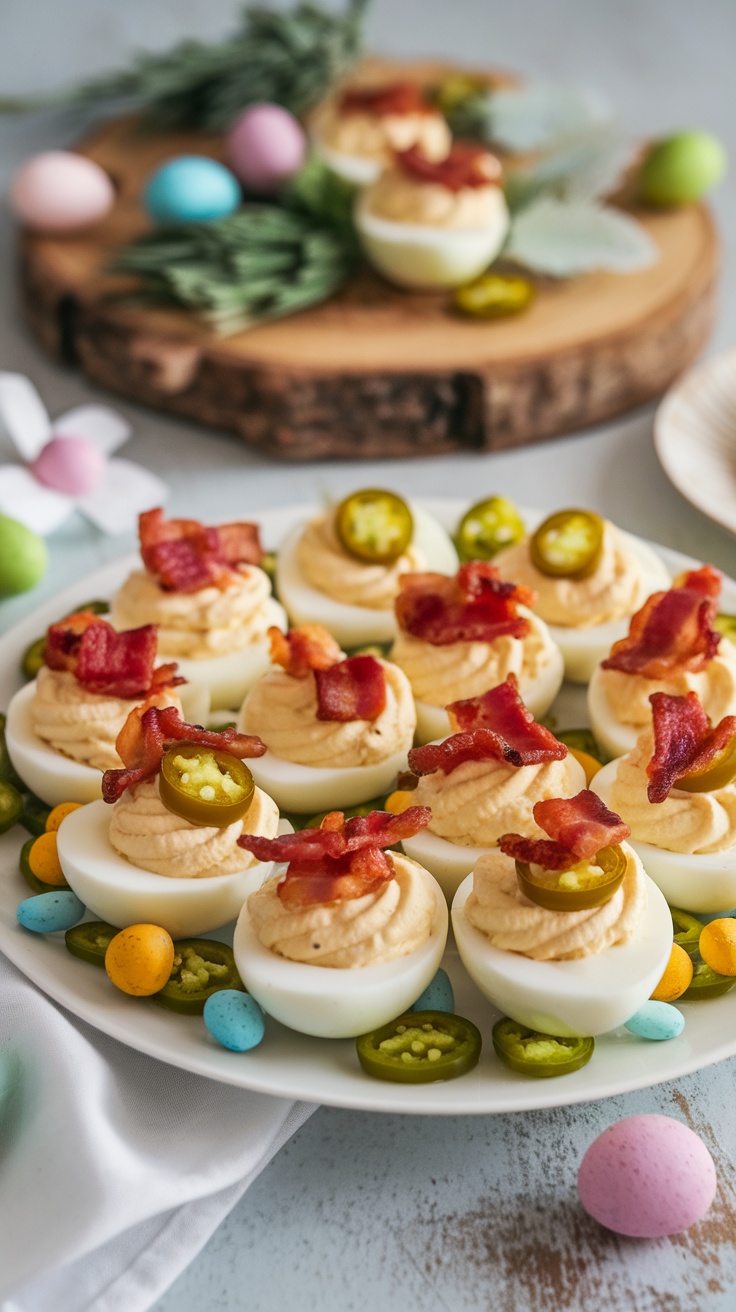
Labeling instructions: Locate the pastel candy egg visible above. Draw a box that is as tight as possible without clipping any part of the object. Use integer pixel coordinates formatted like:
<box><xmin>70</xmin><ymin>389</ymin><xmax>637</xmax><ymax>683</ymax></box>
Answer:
<box><xmin>226</xmin><ymin>104</ymin><xmax>306</xmax><ymax>195</ymax></box>
<box><xmin>17</xmin><ymin>890</ymin><xmax>85</xmax><ymax>934</ymax></box>
<box><xmin>578</xmin><ymin>1114</ymin><xmax>717</xmax><ymax>1237</ymax></box>
<box><xmin>624</xmin><ymin>1001</ymin><xmax>685</xmax><ymax>1041</ymax></box>
<box><xmin>0</xmin><ymin>516</ymin><xmax>47</xmax><ymax>596</ymax></box>
<box><xmin>204</xmin><ymin>989</ymin><xmax>265</xmax><ymax>1051</ymax></box>
<box><xmin>144</xmin><ymin>157</ymin><xmax>241</xmax><ymax>224</ymax></box>
<box><xmin>640</xmin><ymin>131</ymin><xmax>727</xmax><ymax>206</ymax></box>
<box><xmin>31</xmin><ymin>436</ymin><xmax>105</xmax><ymax>496</ymax></box>
<box><xmin>9</xmin><ymin>151</ymin><xmax>114</xmax><ymax>233</ymax></box>
<box><xmin>411</xmin><ymin>967</ymin><xmax>455</xmax><ymax>1014</ymax></box>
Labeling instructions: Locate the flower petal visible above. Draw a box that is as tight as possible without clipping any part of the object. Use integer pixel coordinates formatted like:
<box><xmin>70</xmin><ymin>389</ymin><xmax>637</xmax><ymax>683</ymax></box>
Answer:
<box><xmin>77</xmin><ymin>458</ymin><xmax>169</xmax><ymax>535</ymax></box>
<box><xmin>0</xmin><ymin>373</ymin><xmax>52</xmax><ymax>460</ymax></box>
<box><xmin>0</xmin><ymin>465</ymin><xmax>74</xmax><ymax>534</ymax></box>
<box><xmin>53</xmin><ymin>404</ymin><xmax>131</xmax><ymax>455</ymax></box>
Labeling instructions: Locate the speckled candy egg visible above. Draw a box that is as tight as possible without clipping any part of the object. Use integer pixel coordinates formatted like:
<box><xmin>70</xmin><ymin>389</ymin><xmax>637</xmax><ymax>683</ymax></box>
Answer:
<box><xmin>31</xmin><ymin>436</ymin><xmax>105</xmax><ymax>496</ymax></box>
<box><xmin>225</xmin><ymin>104</ymin><xmax>306</xmax><ymax>195</ymax></box>
<box><xmin>204</xmin><ymin>989</ymin><xmax>265</xmax><ymax>1051</ymax></box>
<box><xmin>578</xmin><ymin>1114</ymin><xmax>717</xmax><ymax>1237</ymax></box>
<box><xmin>411</xmin><ymin>967</ymin><xmax>455</xmax><ymax>1014</ymax></box>
<box><xmin>144</xmin><ymin>157</ymin><xmax>241</xmax><ymax>224</ymax></box>
<box><xmin>624</xmin><ymin>1001</ymin><xmax>685</xmax><ymax>1041</ymax></box>
<box><xmin>9</xmin><ymin>151</ymin><xmax>115</xmax><ymax>233</ymax></box>
<box><xmin>0</xmin><ymin>515</ymin><xmax>47</xmax><ymax>596</ymax></box>
<box><xmin>17</xmin><ymin>890</ymin><xmax>85</xmax><ymax>934</ymax></box>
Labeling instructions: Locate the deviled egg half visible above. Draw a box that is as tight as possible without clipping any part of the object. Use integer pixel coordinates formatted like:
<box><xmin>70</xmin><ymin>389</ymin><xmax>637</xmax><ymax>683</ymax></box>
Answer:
<box><xmin>494</xmin><ymin>508</ymin><xmax>671</xmax><ymax>684</ymax></box>
<box><xmin>111</xmin><ymin>508</ymin><xmax>287</xmax><ymax>711</ymax></box>
<box><xmin>310</xmin><ymin>80</ymin><xmax>451</xmax><ymax>187</ymax></box>
<box><xmin>57</xmin><ymin>705</ymin><xmax>279</xmax><ymax>938</ymax></box>
<box><xmin>391</xmin><ymin>561</ymin><xmax>564</xmax><ymax>744</ymax></box>
<box><xmin>451</xmin><ymin>791</ymin><xmax>672</xmax><ymax>1037</ymax></box>
<box><xmin>239</xmin><ymin>623</ymin><xmax>415</xmax><ymax>813</ymax></box>
<box><xmin>276</xmin><ymin>488</ymin><xmax>458</xmax><ymax>648</ymax></box>
<box><xmin>233</xmin><ymin>807</ymin><xmax>448</xmax><ymax>1038</ymax></box>
<box><xmin>592</xmin><ymin>689</ymin><xmax>736</xmax><ymax>914</ymax></box>
<box><xmin>355</xmin><ymin>143</ymin><xmax>509</xmax><ymax>291</ymax></box>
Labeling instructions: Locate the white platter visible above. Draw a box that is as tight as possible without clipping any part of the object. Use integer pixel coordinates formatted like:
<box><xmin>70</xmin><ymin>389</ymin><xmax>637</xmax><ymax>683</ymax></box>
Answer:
<box><xmin>1</xmin><ymin>500</ymin><xmax>736</xmax><ymax>1116</ymax></box>
<box><xmin>654</xmin><ymin>345</ymin><xmax>736</xmax><ymax>535</ymax></box>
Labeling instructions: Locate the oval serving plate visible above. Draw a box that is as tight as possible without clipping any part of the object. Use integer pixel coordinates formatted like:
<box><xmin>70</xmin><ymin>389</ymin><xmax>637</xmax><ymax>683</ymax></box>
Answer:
<box><xmin>654</xmin><ymin>345</ymin><xmax>736</xmax><ymax>536</ymax></box>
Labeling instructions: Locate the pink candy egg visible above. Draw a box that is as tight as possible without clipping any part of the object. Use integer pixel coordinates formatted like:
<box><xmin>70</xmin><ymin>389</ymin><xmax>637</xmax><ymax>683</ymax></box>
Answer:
<box><xmin>578</xmin><ymin>1113</ymin><xmax>716</xmax><ymax>1237</ymax></box>
<box><xmin>9</xmin><ymin>151</ymin><xmax>115</xmax><ymax>234</ymax></box>
<box><xmin>226</xmin><ymin>103</ymin><xmax>307</xmax><ymax>195</ymax></box>
<box><xmin>31</xmin><ymin>436</ymin><xmax>106</xmax><ymax>496</ymax></box>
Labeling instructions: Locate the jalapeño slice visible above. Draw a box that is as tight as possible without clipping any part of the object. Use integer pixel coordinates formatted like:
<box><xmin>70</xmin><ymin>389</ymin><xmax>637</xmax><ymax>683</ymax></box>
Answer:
<box><xmin>516</xmin><ymin>844</ymin><xmax>626</xmax><ymax>912</ymax></box>
<box><xmin>492</xmin><ymin>1018</ymin><xmax>595</xmax><ymax>1078</ymax></box>
<box><xmin>0</xmin><ymin>780</ymin><xmax>23</xmax><ymax>835</ymax></box>
<box><xmin>715</xmin><ymin>613</ymin><xmax>736</xmax><ymax>643</ymax></box>
<box><xmin>65</xmin><ymin>921</ymin><xmax>119</xmax><ymax>967</ymax></box>
<box><xmin>555</xmin><ymin>727</ymin><xmax>608</xmax><ymax>765</ymax></box>
<box><xmin>676</xmin><ymin>735</ymin><xmax>736</xmax><ymax>793</ymax></box>
<box><xmin>529</xmin><ymin>509</ymin><xmax>605</xmax><ymax>580</ymax></box>
<box><xmin>153</xmin><ymin>939</ymin><xmax>244</xmax><ymax>1014</ymax></box>
<box><xmin>454</xmin><ymin>274</ymin><xmax>534</xmax><ymax>320</ymax></box>
<box><xmin>681</xmin><ymin>958</ymin><xmax>736</xmax><ymax>1001</ymax></box>
<box><xmin>335</xmin><ymin>489</ymin><xmax>413</xmax><ymax>565</ymax></box>
<box><xmin>455</xmin><ymin>496</ymin><xmax>526</xmax><ymax>562</ymax></box>
<box><xmin>159</xmin><ymin>743</ymin><xmax>255</xmax><ymax>828</ymax></box>
<box><xmin>670</xmin><ymin>907</ymin><xmax>703</xmax><ymax>960</ymax></box>
<box><xmin>356</xmin><ymin>1011</ymin><xmax>481</xmax><ymax>1084</ymax></box>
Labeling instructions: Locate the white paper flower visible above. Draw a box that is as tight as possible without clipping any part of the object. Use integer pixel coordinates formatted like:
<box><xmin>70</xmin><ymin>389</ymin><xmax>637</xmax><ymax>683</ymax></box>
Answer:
<box><xmin>0</xmin><ymin>373</ymin><xmax>168</xmax><ymax>535</ymax></box>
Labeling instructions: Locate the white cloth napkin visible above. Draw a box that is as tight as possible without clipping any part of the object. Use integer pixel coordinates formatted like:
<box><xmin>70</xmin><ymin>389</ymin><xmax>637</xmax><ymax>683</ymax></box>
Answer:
<box><xmin>0</xmin><ymin>950</ymin><xmax>316</xmax><ymax>1312</ymax></box>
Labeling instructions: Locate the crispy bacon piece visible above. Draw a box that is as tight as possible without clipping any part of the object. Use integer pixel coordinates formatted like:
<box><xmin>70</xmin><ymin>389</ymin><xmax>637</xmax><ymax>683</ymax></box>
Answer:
<box><xmin>408</xmin><ymin>677</ymin><xmax>567</xmax><ymax>776</ymax></box>
<box><xmin>315</xmin><ymin>655</ymin><xmax>387</xmax><ymax>722</ymax></box>
<box><xmin>647</xmin><ymin>691</ymin><xmax>736</xmax><ymax>803</ymax></box>
<box><xmin>268</xmin><ymin>624</ymin><xmax>342</xmax><ymax>677</ymax></box>
<box><xmin>499</xmin><ymin>790</ymin><xmax>631</xmax><ymax>871</ymax></box>
<box><xmin>601</xmin><ymin>565</ymin><xmax>722</xmax><ymax>679</ymax></box>
<box><xmin>44</xmin><ymin>613</ymin><xmax>184</xmax><ymax>700</ymax></box>
<box><xmin>238</xmin><ymin>806</ymin><xmax>431</xmax><ymax>907</ymax></box>
<box><xmin>139</xmin><ymin>508</ymin><xmax>262</xmax><ymax>593</ymax></box>
<box><xmin>102</xmin><ymin>705</ymin><xmax>266</xmax><ymax>803</ymax></box>
<box><xmin>395</xmin><ymin>562</ymin><xmax>534</xmax><ymax>647</ymax></box>
<box><xmin>339</xmin><ymin>81</ymin><xmax>433</xmax><ymax>117</ymax></box>
<box><xmin>396</xmin><ymin>143</ymin><xmax>502</xmax><ymax>190</ymax></box>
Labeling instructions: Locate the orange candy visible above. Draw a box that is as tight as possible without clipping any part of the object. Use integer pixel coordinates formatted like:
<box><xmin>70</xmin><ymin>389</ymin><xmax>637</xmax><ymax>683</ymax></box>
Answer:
<box><xmin>568</xmin><ymin>748</ymin><xmax>601</xmax><ymax>786</ymax></box>
<box><xmin>105</xmin><ymin>924</ymin><xmax>175</xmax><ymax>997</ymax></box>
<box><xmin>383</xmin><ymin>790</ymin><xmax>414</xmax><ymax>815</ymax></box>
<box><xmin>699</xmin><ymin>919</ymin><xmax>736</xmax><ymax>977</ymax></box>
<box><xmin>650</xmin><ymin>943</ymin><xmax>694</xmax><ymax>1002</ymax></box>
<box><xmin>28</xmin><ymin>831</ymin><xmax>67</xmax><ymax>887</ymax></box>
<box><xmin>45</xmin><ymin>801</ymin><xmax>83</xmax><ymax>832</ymax></box>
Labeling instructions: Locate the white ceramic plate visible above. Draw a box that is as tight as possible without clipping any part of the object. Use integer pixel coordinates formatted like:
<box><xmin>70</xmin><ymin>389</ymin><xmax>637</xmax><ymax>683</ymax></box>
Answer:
<box><xmin>2</xmin><ymin>501</ymin><xmax>736</xmax><ymax>1116</ymax></box>
<box><xmin>654</xmin><ymin>346</ymin><xmax>736</xmax><ymax>535</ymax></box>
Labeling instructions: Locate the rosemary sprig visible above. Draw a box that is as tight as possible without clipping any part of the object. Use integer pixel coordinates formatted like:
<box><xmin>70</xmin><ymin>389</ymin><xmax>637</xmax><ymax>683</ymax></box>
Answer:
<box><xmin>0</xmin><ymin>1</ymin><xmax>371</xmax><ymax>130</ymax></box>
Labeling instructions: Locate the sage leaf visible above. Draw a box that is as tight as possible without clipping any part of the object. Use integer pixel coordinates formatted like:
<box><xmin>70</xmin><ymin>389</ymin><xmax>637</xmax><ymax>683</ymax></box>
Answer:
<box><xmin>505</xmin><ymin>197</ymin><xmax>658</xmax><ymax>277</ymax></box>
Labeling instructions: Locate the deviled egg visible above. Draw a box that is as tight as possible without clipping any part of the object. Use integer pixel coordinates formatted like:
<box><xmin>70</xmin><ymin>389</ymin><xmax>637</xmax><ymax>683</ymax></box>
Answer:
<box><xmin>494</xmin><ymin>509</ymin><xmax>671</xmax><ymax>684</ymax></box>
<box><xmin>355</xmin><ymin>143</ymin><xmax>509</xmax><ymax>291</ymax></box>
<box><xmin>276</xmin><ymin>489</ymin><xmax>458</xmax><ymax>648</ymax></box>
<box><xmin>310</xmin><ymin>81</ymin><xmax>451</xmax><ymax>187</ymax></box>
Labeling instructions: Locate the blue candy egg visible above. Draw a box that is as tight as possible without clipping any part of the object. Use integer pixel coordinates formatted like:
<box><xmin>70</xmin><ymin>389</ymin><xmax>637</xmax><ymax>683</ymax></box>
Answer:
<box><xmin>410</xmin><ymin>968</ymin><xmax>455</xmax><ymax>1014</ymax></box>
<box><xmin>204</xmin><ymin>990</ymin><xmax>265</xmax><ymax>1052</ymax></box>
<box><xmin>17</xmin><ymin>890</ymin><xmax>85</xmax><ymax>934</ymax></box>
<box><xmin>624</xmin><ymin>1001</ymin><xmax>685</xmax><ymax>1042</ymax></box>
<box><xmin>144</xmin><ymin>156</ymin><xmax>241</xmax><ymax>224</ymax></box>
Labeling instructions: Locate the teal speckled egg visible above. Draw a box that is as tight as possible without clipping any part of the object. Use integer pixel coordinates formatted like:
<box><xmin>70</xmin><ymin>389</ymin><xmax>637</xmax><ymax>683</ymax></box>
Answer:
<box><xmin>17</xmin><ymin>890</ymin><xmax>85</xmax><ymax>934</ymax></box>
<box><xmin>640</xmin><ymin>131</ymin><xmax>727</xmax><ymax>206</ymax></box>
<box><xmin>410</xmin><ymin>967</ymin><xmax>455</xmax><ymax>1014</ymax></box>
<box><xmin>204</xmin><ymin>989</ymin><xmax>265</xmax><ymax>1051</ymax></box>
<box><xmin>0</xmin><ymin>516</ymin><xmax>47</xmax><ymax>596</ymax></box>
<box><xmin>144</xmin><ymin>156</ymin><xmax>241</xmax><ymax>224</ymax></box>
<box><xmin>624</xmin><ymin>1001</ymin><xmax>685</xmax><ymax>1042</ymax></box>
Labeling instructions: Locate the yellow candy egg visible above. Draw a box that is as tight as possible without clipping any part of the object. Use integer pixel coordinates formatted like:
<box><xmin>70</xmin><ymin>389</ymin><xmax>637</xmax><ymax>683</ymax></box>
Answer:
<box><xmin>105</xmin><ymin>924</ymin><xmax>175</xmax><ymax>997</ymax></box>
<box><xmin>568</xmin><ymin>748</ymin><xmax>601</xmax><ymax>786</ymax></box>
<box><xmin>650</xmin><ymin>943</ymin><xmax>693</xmax><ymax>1002</ymax></box>
<box><xmin>28</xmin><ymin>831</ymin><xmax>67</xmax><ymax>887</ymax></box>
<box><xmin>46</xmin><ymin>801</ymin><xmax>84</xmax><ymax>832</ymax></box>
<box><xmin>384</xmin><ymin>790</ymin><xmax>414</xmax><ymax>815</ymax></box>
<box><xmin>699</xmin><ymin>919</ymin><xmax>736</xmax><ymax>977</ymax></box>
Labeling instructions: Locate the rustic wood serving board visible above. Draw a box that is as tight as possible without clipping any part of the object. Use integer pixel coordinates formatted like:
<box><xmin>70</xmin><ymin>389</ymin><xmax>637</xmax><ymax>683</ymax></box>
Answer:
<box><xmin>19</xmin><ymin>59</ymin><xmax>719</xmax><ymax>461</ymax></box>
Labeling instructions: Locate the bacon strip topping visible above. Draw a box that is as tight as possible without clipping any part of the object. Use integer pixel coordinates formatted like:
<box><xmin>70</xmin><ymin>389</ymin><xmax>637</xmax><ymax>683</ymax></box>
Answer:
<box><xmin>44</xmin><ymin>612</ymin><xmax>184</xmax><ymax>701</ymax></box>
<box><xmin>139</xmin><ymin>507</ymin><xmax>262</xmax><ymax>593</ymax></box>
<box><xmin>396</xmin><ymin>143</ymin><xmax>502</xmax><ymax>190</ymax></box>
<box><xmin>647</xmin><ymin>691</ymin><xmax>736</xmax><ymax>803</ymax></box>
<box><xmin>238</xmin><ymin>807</ymin><xmax>431</xmax><ymax>908</ymax></box>
<box><xmin>408</xmin><ymin>676</ymin><xmax>566</xmax><ymax>776</ymax></box>
<box><xmin>339</xmin><ymin>81</ymin><xmax>434</xmax><ymax>117</ymax></box>
<box><xmin>269</xmin><ymin>625</ymin><xmax>387</xmax><ymax>722</ymax></box>
<box><xmin>102</xmin><ymin>705</ymin><xmax>266</xmax><ymax>803</ymax></box>
<box><xmin>601</xmin><ymin>565</ymin><xmax>722</xmax><ymax>679</ymax></box>
<box><xmin>395</xmin><ymin>562</ymin><xmax>534</xmax><ymax>647</ymax></box>
<box><xmin>499</xmin><ymin>790</ymin><xmax>631</xmax><ymax>871</ymax></box>
<box><xmin>269</xmin><ymin>624</ymin><xmax>342</xmax><ymax>677</ymax></box>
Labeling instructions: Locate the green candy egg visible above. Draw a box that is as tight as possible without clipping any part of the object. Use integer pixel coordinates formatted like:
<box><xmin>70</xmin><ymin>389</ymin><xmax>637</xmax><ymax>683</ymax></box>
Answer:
<box><xmin>0</xmin><ymin>516</ymin><xmax>47</xmax><ymax>597</ymax></box>
<box><xmin>640</xmin><ymin>131</ymin><xmax>727</xmax><ymax>207</ymax></box>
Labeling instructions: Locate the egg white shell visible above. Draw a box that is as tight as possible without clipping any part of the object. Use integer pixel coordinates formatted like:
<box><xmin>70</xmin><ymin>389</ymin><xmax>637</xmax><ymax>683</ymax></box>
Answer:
<box><xmin>5</xmin><ymin>682</ymin><xmax>105</xmax><ymax>806</ymax></box>
<box><xmin>452</xmin><ymin>864</ymin><xmax>673</xmax><ymax>1037</ymax></box>
<box><xmin>587</xmin><ymin>664</ymin><xmax>640</xmax><ymax>760</ymax></box>
<box><xmin>355</xmin><ymin>190</ymin><xmax>509</xmax><ymax>291</ymax></box>
<box><xmin>275</xmin><ymin>504</ymin><xmax>458</xmax><ymax>647</ymax></box>
<box><xmin>312</xmin><ymin>134</ymin><xmax>382</xmax><ymax>187</ymax></box>
<box><xmin>593</xmin><ymin>759</ymin><xmax>736</xmax><ymax>913</ymax></box>
<box><xmin>401</xmin><ymin>827</ymin><xmax>491</xmax><ymax>904</ymax></box>
<box><xmin>412</xmin><ymin>639</ymin><xmax>565</xmax><ymax>746</ymax></box>
<box><xmin>232</xmin><ymin>861</ymin><xmax>448</xmax><ymax>1037</ymax></box>
<box><xmin>547</xmin><ymin>535</ymin><xmax>671</xmax><ymax>685</ymax></box>
<box><xmin>242</xmin><ymin>744</ymin><xmax>408</xmax><ymax>813</ymax></box>
<box><xmin>56</xmin><ymin>799</ymin><xmax>278</xmax><ymax>938</ymax></box>
<box><xmin>171</xmin><ymin>598</ymin><xmax>287</xmax><ymax>712</ymax></box>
